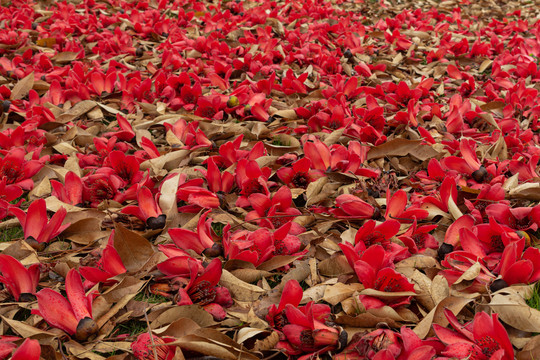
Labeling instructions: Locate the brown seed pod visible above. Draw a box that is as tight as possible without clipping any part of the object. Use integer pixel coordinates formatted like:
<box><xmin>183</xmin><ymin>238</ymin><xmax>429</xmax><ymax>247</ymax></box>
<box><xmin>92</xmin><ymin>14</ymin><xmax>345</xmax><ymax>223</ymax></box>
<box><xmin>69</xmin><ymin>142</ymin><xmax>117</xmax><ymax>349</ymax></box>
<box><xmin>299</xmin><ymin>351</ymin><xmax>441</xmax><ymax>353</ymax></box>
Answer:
<box><xmin>75</xmin><ymin>317</ymin><xmax>99</xmax><ymax>341</ymax></box>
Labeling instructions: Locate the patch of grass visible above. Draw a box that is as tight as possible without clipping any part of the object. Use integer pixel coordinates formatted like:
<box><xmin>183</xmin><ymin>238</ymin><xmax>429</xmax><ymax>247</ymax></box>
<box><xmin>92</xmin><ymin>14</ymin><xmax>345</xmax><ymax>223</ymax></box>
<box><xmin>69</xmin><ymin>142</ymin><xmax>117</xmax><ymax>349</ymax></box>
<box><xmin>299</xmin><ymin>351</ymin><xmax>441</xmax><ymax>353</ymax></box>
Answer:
<box><xmin>134</xmin><ymin>292</ymin><xmax>170</xmax><ymax>304</ymax></box>
<box><xmin>211</xmin><ymin>221</ymin><xmax>227</xmax><ymax>238</ymax></box>
<box><xmin>1</xmin><ymin>226</ymin><xmax>23</xmax><ymax>242</ymax></box>
<box><xmin>114</xmin><ymin>319</ymin><xmax>147</xmax><ymax>337</ymax></box>
<box><xmin>272</xmin><ymin>138</ymin><xmax>290</xmax><ymax>146</ymax></box>
<box><xmin>527</xmin><ymin>282</ymin><xmax>540</xmax><ymax>310</ymax></box>
<box><xmin>267</xmin><ymin>274</ymin><xmax>283</xmax><ymax>288</ymax></box>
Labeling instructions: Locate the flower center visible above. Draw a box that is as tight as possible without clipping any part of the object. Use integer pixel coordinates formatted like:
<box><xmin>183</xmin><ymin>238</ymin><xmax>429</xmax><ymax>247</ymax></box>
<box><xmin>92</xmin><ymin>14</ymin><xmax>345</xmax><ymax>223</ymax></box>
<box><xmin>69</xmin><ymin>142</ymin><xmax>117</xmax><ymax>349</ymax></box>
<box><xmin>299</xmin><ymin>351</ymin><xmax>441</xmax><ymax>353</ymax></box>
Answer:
<box><xmin>291</xmin><ymin>172</ymin><xmax>310</xmax><ymax>188</ymax></box>
<box><xmin>1</xmin><ymin>161</ymin><xmax>23</xmax><ymax>184</ymax></box>
<box><xmin>90</xmin><ymin>179</ymin><xmax>115</xmax><ymax>203</ymax></box>
<box><xmin>476</xmin><ymin>335</ymin><xmax>500</xmax><ymax>358</ymax></box>
<box><xmin>188</xmin><ymin>280</ymin><xmax>217</xmax><ymax>305</ymax></box>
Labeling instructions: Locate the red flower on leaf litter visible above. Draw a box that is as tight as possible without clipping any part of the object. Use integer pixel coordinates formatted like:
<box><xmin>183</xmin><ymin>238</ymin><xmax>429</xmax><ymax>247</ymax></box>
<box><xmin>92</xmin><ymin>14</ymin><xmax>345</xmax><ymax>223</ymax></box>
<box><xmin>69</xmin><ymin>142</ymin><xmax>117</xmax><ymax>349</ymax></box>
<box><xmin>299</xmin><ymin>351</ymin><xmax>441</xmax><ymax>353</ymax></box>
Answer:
<box><xmin>33</xmin><ymin>269</ymin><xmax>99</xmax><ymax>341</ymax></box>
<box><xmin>277</xmin><ymin>302</ymin><xmax>342</xmax><ymax>360</ymax></box>
<box><xmin>351</xmin><ymin>245</ymin><xmax>415</xmax><ymax>308</ymax></box>
<box><xmin>168</xmin><ymin>210</ymin><xmax>215</xmax><ymax>255</ymax></box>
<box><xmin>493</xmin><ymin>237</ymin><xmax>540</xmax><ymax>287</ymax></box>
<box><xmin>0</xmin><ymin>147</ymin><xmax>43</xmax><ymax>190</ymax></box>
<box><xmin>0</xmin><ymin>254</ymin><xmax>39</xmax><ymax>301</ymax></box>
<box><xmin>245</xmin><ymin>186</ymin><xmax>303</xmax><ymax>232</ymax></box>
<box><xmin>329</xmin><ymin>194</ymin><xmax>375</xmax><ymax>219</ymax></box>
<box><xmin>175</xmin><ymin>258</ymin><xmax>232</xmax><ymax>321</ymax></box>
<box><xmin>10</xmin><ymin>198</ymin><xmax>70</xmax><ymax>250</ymax></box>
<box><xmin>277</xmin><ymin>157</ymin><xmax>324</xmax><ymax>189</ymax></box>
<box><xmin>132</xmin><ymin>333</ymin><xmax>176</xmax><ymax>360</ymax></box>
<box><xmin>266</xmin><ymin>279</ymin><xmax>303</xmax><ymax>330</ymax></box>
<box><xmin>433</xmin><ymin>309</ymin><xmax>514</xmax><ymax>360</ymax></box>
<box><xmin>50</xmin><ymin>171</ymin><xmax>84</xmax><ymax>206</ymax></box>
<box><xmin>398</xmin><ymin>219</ymin><xmax>438</xmax><ymax>254</ymax></box>
<box><xmin>79</xmin><ymin>231</ymin><xmax>126</xmax><ymax>286</ymax></box>
<box><xmin>485</xmin><ymin>203</ymin><xmax>540</xmax><ymax>231</ymax></box>
<box><xmin>122</xmin><ymin>186</ymin><xmax>166</xmax><ymax>230</ymax></box>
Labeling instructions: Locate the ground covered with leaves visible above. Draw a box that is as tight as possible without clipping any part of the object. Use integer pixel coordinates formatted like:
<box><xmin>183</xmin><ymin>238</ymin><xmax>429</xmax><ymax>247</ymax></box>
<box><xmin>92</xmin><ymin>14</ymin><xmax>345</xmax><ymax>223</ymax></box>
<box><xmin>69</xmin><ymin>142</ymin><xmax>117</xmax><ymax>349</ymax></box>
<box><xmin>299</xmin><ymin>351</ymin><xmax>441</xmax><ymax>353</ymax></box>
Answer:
<box><xmin>1</xmin><ymin>0</ymin><xmax>540</xmax><ymax>358</ymax></box>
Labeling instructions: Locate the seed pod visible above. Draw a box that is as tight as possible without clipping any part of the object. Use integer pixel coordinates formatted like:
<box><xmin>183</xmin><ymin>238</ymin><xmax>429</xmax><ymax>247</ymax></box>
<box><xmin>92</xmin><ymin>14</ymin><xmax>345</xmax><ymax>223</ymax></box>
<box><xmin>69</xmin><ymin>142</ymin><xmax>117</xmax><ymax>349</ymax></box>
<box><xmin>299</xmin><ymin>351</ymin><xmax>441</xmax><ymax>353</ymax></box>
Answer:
<box><xmin>489</xmin><ymin>278</ymin><xmax>508</xmax><ymax>293</ymax></box>
<box><xmin>437</xmin><ymin>243</ymin><xmax>454</xmax><ymax>261</ymax></box>
<box><xmin>75</xmin><ymin>317</ymin><xmax>99</xmax><ymax>341</ymax></box>
<box><xmin>146</xmin><ymin>214</ymin><xmax>167</xmax><ymax>230</ymax></box>
<box><xmin>471</xmin><ymin>166</ymin><xmax>487</xmax><ymax>183</ymax></box>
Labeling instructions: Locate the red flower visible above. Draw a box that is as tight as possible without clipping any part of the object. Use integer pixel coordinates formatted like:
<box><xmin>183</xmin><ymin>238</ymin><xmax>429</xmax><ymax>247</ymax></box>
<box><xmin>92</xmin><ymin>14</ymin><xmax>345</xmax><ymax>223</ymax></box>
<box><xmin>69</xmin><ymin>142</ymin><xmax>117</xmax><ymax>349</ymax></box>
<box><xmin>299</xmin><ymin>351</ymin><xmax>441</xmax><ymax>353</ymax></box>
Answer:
<box><xmin>245</xmin><ymin>186</ymin><xmax>303</xmax><ymax>232</ymax></box>
<box><xmin>79</xmin><ymin>231</ymin><xmax>126</xmax><ymax>285</ymax></box>
<box><xmin>494</xmin><ymin>237</ymin><xmax>540</xmax><ymax>286</ymax></box>
<box><xmin>10</xmin><ymin>198</ymin><xmax>70</xmax><ymax>247</ymax></box>
<box><xmin>486</xmin><ymin>203</ymin><xmax>540</xmax><ymax>231</ymax></box>
<box><xmin>0</xmin><ymin>147</ymin><xmax>43</xmax><ymax>190</ymax></box>
<box><xmin>266</xmin><ymin>279</ymin><xmax>303</xmax><ymax>330</ymax></box>
<box><xmin>385</xmin><ymin>189</ymin><xmax>428</xmax><ymax>223</ymax></box>
<box><xmin>277</xmin><ymin>302</ymin><xmax>341</xmax><ymax>360</ymax></box>
<box><xmin>175</xmin><ymin>258</ymin><xmax>232</xmax><ymax>321</ymax></box>
<box><xmin>132</xmin><ymin>333</ymin><xmax>176</xmax><ymax>360</ymax></box>
<box><xmin>122</xmin><ymin>186</ymin><xmax>166</xmax><ymax>229</ymax></box>
<box><xmin>204</xmin><ymin>158</ymin><xmax>234</xmax><ymax>193</ymax></box>
<box><xmin>398</xmin><ymin>219</ymin><xmax>438</xmax><ymax>254</ymax></box>
<box><xmin>277</xmin><ymin>157</ymin><xmax>323</xmax><ymax>189</ymax></box>
<box><xmin>168</xmin><ymin>210</ymin><xmax>215</xmax><ymax>254</ymax></box>
<box><xmin>352</xmin><ymin>245</ymin><xmax>415</xmax><ymax>308</ymax></box>
<box><xmin>0</xmin><ymin>255</ymin><xmax>39</xmax><ymax>301</ymax></box>
<box><xmin>50</xmin><ymin>171</ymin><xmax>84</xmax><ymax>206</ymax></box>
<box><xmin>33</xmin><ymin>269</ymin><xmax>99</xmax><ymax>340</ymax></box>
<box><xmin>329</xmin><ymin>194</ymin><xmax>375</xmax><ymax>219</ymax></box>
<box><xmin>434</xmin><ymin>309</ymin><xmax>514</xmax><ymax>360</ymax></box>
<box><xmin>11</xmin><ymin>338</ymin><xmax>41</xmax><ymax>360</ymax></box>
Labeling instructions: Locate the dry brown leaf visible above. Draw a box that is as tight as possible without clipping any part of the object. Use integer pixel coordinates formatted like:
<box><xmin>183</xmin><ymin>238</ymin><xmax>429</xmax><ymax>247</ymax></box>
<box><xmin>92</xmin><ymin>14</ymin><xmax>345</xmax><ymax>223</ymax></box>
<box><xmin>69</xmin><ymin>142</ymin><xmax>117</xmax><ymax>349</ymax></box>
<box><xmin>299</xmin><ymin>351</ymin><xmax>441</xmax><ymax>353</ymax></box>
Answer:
<box><xmin>113</xmin><ymin>224</ymin><xmax>155</xmax><ymax>273</ymax></box>
<box><xmin>219</xmin><ymin>270</ymin><xmax>265</xmax><ymax>301</ymax></box>
<box><xmin>10</xmin><ymin>72</ymin><xmax>34</xmax><ymax>100</ymax></box>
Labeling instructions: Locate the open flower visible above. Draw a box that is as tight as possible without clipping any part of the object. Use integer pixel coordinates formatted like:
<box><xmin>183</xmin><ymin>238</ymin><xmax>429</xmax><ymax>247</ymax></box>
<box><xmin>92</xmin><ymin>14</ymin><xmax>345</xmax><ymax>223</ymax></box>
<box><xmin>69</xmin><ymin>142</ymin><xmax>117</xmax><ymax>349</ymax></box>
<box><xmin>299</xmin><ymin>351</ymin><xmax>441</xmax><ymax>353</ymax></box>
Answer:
<box><xmin>50</xmin><ymin>171</ymin><xmax>84</xmax><ymax>206</ymax></box>
<box><xmin>33</xmin><ymin>269</ymin><xmax>99</xmax><ymax>340</ymax></box>
<box><xmin>434</xmin><ymin>309</ymin><xmax>514</xmax><ymax>360</ymax></box>
<box><xmin>79</xmin><ymin>231</ymin><xmax>126</xmax><ymax>286</ymax></box>
<box><xmin>132</xmin><ymin>333</ymin><xmax>176</xmax><ymax>360</ymax></box>
<box><xmin>9</xmin><ymin>198</ymin><xmax>70</xmax><ymax>249</ymax></box>
<box><xmin>122</xmin><ymin>186</ymin><xmax>166</xmax><ymax>229</ymax></box>
<box><xmin>175</xmin><ymin>258</ymin><xmax>232</xmax><ymax>321</ymax></box>
<box><xmin>0</xmin><ymin>255</ymin><xmax>39</xmax><ymax>301</ymax></box>
<box><xmin>277</xmin><ymin>302</ymin><xmax>342</xmax><ymax>360</ymax></box>
<box><xmin>266</xmin><ymin>280</ymin><xmax>303</xmax><ymax>330</ymax></box>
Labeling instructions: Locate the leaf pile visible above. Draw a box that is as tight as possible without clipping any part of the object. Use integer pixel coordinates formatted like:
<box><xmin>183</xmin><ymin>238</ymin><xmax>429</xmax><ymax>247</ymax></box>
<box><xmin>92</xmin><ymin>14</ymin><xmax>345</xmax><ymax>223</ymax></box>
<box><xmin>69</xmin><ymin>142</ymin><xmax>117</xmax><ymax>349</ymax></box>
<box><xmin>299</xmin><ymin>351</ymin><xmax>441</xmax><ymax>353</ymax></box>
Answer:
<box><xmin>1</xmin><ymin>0</ymin><xmax>540</xmax><ymax>359</ymax></box>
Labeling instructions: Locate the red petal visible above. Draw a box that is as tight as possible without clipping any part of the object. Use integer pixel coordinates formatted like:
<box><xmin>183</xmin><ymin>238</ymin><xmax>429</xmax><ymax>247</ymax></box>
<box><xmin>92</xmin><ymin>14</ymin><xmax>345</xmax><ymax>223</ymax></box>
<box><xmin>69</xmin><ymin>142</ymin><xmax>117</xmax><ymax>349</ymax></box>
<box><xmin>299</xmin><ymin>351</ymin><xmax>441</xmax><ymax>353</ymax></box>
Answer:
<box><xmin>385</xmin><ymin>189</ymin><xmax>407</xmax><ymax>219</ymax></box>
<box><xmin>66</xmin><ymin>269</ymin><xmax>92</xmax><ymax>321</ymax></box>
<box><xmin>24</xmin><ymin>198</ymin><xmax>47</xmax><ymax>241</ymax></box>
<box><xmin>102</xmin><ymin>246</ymin><xmax>126</xmax><ymax>276</ymax></box>
<box><xmin>11</xmin><ymin>338</ymin><xmax>40</xmax><ymax>360</ymax></box>
<box><xmin>36</xmin><ymin>289</ymin><xmax>78</xmax><ymax>335</ymax></box>
<box><xmin>278</xmin><ymin>279</ymin><xmax>303</xmax><ymax>312</ymax></box>
<box><xmin>138</xmin><ymin>186</ymin><xmax>161</xmax><ymax>219</ymax></box>
<box><xmin>169</xmin><ymin>228</ymin><xmax>206</xmax><ymax>254</ymax></box>
<box><xmin>0</xmin><ymin>255</ymin><xmax>35</xmax><ymax>300</ymax></box>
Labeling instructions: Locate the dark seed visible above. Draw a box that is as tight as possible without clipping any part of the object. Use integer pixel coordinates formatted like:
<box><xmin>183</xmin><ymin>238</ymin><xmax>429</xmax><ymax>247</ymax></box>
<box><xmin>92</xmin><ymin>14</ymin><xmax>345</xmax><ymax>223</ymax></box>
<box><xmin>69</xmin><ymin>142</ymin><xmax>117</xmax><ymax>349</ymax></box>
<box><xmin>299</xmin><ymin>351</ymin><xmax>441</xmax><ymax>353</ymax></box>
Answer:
<box><xmin>490</xmin><ymin>279</ymin><xmax>508</xmax><ymax>293</ymax></box>
<box><xmin>471</xmin><ymin>166</ymin><xmax>487</xmax><ymax>183</ymax></box>
<box><xmin>437</xmin><ymin>243</ymin><xmax>454</xmax><ymax>261</ymax></box>
<box><xmin>19</xmin><ymin>293</ymin><xmax>37</xmax><ymax>302</ymax></box>
<box><xmin>344</xmin><ymin>49</ymin><xmax>353</xmax><ymax>58</ymax></box>
<box><xmin>202</xmin><ymin>243</ymin><xmax>223</xmax><ymax>258</ymax></box>
<box><xmin>146</xmin><ymin>214</ymin><xmax>167</xmax><ymax>230</ymax></box>
<box><xmin>2</xmin><ymin>100</ymin><xmax>11</xmax><ymax>113</ymax></box>
<box><xmin>32</xmin><ymin>23</ymin><xmax>38</xmax><ymax>30</ymax></box>
<box><xmin>25</xmin><ymin>237</ymin><xmax>46</xmax><ymax>252</ymax></box>
<box><xmin>135</xmin><ymin>47</ymin><xmax>144</xmax><ymax>57</ymax></box>
<box><xmin>338</xmin><ymin>330</ymin><xmax>348</xmax><ymax>349</ymax></box>
<box><xmin>75</xmin><ymin>317</ymin><xmax>99</xmax><ymax>341</ymax></box>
